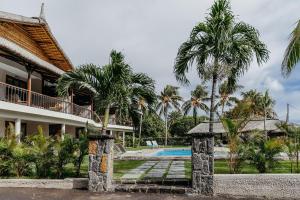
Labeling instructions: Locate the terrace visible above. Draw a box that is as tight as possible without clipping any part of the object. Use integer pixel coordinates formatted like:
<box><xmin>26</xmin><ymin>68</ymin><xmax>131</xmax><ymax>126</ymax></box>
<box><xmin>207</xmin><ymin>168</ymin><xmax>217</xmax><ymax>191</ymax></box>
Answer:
<box><xmin>0</xmin><ymin>81</ymin><xmax>94</xmax><ymax>120</ymax></box>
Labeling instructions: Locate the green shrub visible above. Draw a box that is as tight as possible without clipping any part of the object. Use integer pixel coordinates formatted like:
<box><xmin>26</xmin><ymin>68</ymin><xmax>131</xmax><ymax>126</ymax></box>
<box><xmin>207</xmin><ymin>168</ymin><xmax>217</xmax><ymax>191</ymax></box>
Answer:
<box><xmin>11</xmin><ymin>144</ymin><xmax>33</xmax><ymax>177</ymax></box>
<box><xmin>54</xmin><ymin>134</ymin><xmax>75</xmax><ymax>178</ymax></box>
<box><xmin>73</xmin><ymin>132</ymin><xmax>88</xmax><ymax>177</ymax></box>
<box><xmin>0</xmin><ymin>140</ymin><xmax>12</xmax><ymax>176</ymax></box>
<box><xmin>246</xmin><ymin>134</ymin><xmax>284</xmax><ymax>173</ymax></box>
<box><xmin>27</xmin><ymin>126</ymin><xmax>56</xmax><ymax>178</ymax></box>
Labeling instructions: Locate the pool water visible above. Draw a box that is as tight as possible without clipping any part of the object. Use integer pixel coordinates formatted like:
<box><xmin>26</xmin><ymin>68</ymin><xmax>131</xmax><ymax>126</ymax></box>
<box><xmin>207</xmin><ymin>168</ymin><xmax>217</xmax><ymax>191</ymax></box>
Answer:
<box><xmin>154</xmin><ymin>149</ymin><xmax>191</xmax><ymax>156</ymax></box>
<box><xmin>153</xmin><ymin>149</ymin><xmax>228</xmax><ymax>157</ymax></box>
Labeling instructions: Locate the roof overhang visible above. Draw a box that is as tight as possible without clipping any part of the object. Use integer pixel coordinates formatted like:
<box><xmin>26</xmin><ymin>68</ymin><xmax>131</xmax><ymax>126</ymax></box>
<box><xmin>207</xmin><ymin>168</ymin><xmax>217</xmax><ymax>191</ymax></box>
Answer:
<box><xmin>0</xmin><ymin>37</ymin><xmax>64</xmax><ymax>75</ymax></box>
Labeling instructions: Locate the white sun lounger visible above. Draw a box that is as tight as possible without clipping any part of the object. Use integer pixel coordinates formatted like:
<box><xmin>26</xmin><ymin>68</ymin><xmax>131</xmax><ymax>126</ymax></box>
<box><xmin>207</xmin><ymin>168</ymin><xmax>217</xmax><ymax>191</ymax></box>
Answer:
<box><xmin>152</xmin><ymin>140</ymin><xmax>159</xmax><ymax>148</ymax></box>
<box><xmin>146</xmin><ymin>141</ymin><xmax>153</xmax><ymax>148</ymax></box>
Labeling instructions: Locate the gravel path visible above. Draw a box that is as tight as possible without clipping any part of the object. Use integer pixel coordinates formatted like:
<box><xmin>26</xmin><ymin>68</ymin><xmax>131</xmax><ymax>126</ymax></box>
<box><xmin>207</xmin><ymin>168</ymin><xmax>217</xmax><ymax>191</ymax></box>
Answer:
<box><xmin>0</xmin><ymin>188</ymin><xmax>287</xmax><ymax>200</ymax></box>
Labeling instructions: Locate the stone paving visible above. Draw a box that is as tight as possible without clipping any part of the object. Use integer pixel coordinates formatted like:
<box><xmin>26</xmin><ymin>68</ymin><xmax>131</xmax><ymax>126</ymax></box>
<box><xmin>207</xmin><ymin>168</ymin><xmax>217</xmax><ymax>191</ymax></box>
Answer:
<box><xmin>121</xmin><ymin>161</ymin><xmax>157</xmax><ymax>180</ymax></box>
<box><xmin>144</xmin><ymin>161</ymin><xmax>171</xmax><ymax>179</ymax></box>
<box><xmin>121</xmin><ymin>160</ymin><xmax>186</xmax><ymax>181</ymax></box>
<box><xmin>166</xmin><ymin>161</ymin><xmax>185</xmax><ymax>179</ymax></box>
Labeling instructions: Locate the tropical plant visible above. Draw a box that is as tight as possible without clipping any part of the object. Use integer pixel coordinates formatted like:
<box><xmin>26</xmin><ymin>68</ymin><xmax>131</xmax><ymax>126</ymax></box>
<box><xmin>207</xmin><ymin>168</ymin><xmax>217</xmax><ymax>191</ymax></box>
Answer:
<box><xmin>221</xmin><ymin>118</ymin><xmax>249</xmax><ymax>173</ymax></box>
<box><xmin>11</xmin><ymin>144</ymin><xmax>32</xmax><ymax>177</ymax></box>
<box><xmin>168</xmin><ymin>110</ymin><xmax>183</xmax><ymax>129</ymax></box>
<box><xmin>182</xmin><ymin>85</ymin><xmax>209</xmax><ymax>126</ymax></box>
<box><xmin>215</xmin><ymin>81</ymin><xmax>241</xmax><ymax>115</ymax></box>
<box><xmin>27</xmin><ymin>126</ymin><xmax>56</xmax><ymax>178</ymax></box>
<box><xmin>73</xmin><ymin>132</ymin><xmax>88</xmax><ymax>177</ymax></box>
<box><xmin>141</xmin><ymin>112</ymin><xmax>165</xmax><ymax>139</ymax></box>
<box><xmin>57</xmin><ymin>50</ymin><xmax>155</xmax><ymax>136</ymax></box>
<box><xmin>278</xmin><ymin>123</ymin><xmax>300</xmax><ymax>173</ymax></box>
<box><xmin>156</xmin><ymin>85</ymin><xmax>183</xmax><ymax>145</ymax></box>
<box><xmin>54</xmin><ymin>134</ymin><xmax>75</xmax><ymax>178</ymax></box>
<box><xmin>246</xmin><ymin>133</ymin><xmax>284</xmax><ymax>173</ymax></box>
<box><xmin>174</xmin><ymin>0</ymin><xmax>269</xmax><ymax>136</ymax></box>
<box><xmin>282</xmin><ymin>20</ymin><xmax>300</xmax><ymax>77</ymax></box>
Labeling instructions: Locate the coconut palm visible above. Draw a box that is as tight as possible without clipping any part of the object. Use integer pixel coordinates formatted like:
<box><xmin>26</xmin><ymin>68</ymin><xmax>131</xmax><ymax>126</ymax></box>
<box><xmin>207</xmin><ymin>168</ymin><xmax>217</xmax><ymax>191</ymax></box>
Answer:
<box><xmin>156</xmin><ymin>85</ymin><xmax>183</xmax><ymax>146</ymax></box>
<box><xmin>282</xmin><ymin>20</ymin><xmax>300</xmax><ymax>77</ymax></box>
<box><xmin>182</xmin><ymin>85</ymin><xmax>209</xmax><ymax>126</ymax></box>
<box><xmin>174</xmin><ymin>0</ymin><xmax>269</xmax><ymax>136</ymax></box>
<box><xmin>215</xmin><ymin>81</ymin><xmax>242</xmax><ymax>115</ymax></box>
<box><xmin>57</xmin><ymin>50</ymin><xmax>155</xmax><ymax>135</ymax></box>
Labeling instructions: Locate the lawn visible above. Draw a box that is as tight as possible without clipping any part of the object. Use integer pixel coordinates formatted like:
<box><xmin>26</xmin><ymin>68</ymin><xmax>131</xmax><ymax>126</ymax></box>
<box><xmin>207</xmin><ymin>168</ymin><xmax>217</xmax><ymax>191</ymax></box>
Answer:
<box><xmin>184</xmin><ymin>160</ymin><xmax>294</xmax><ymax>178</ymax></box>
<box><xmin>63</xmin><ymin>157</ymin><xmax>294</xmax><ymax>180</ymax></box>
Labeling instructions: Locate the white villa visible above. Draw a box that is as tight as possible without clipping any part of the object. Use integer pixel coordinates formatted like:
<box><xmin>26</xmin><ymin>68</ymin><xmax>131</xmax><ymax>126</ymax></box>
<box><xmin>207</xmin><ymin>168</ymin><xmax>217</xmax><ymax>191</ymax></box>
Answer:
<box><xmin>0</xmin><ymin>8</ymin><xmax>133</xmax><ymax>142</ymax></box>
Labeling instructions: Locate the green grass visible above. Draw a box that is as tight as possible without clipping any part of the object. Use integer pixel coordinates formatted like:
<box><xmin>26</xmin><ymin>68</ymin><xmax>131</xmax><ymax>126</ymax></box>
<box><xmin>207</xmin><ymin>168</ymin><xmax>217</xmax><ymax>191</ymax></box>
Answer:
<box><xmin>184</xmin><ymin>160</ymin><xmax>295</xmax><ymax>179</ymax></box>
<box><xmin>113</xmin><ymin>160</ymin><xmax>145</xmax><ymax>179</ymax></box>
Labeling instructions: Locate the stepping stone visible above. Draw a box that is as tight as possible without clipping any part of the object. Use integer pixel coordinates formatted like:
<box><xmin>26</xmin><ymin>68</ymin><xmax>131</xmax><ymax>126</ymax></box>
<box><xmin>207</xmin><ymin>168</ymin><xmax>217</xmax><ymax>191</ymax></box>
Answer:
<box><xmin>121</xmin><ymin>161</ymin><xmax>157</xmax><ymax>180</ymax></box>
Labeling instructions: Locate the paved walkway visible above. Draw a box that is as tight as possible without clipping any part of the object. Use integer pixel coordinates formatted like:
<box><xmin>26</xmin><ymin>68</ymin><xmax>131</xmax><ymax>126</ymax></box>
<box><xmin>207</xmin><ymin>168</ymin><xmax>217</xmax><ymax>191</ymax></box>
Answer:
<box><xmin>121</xmin><ymin>161</ymin><xmax>186</xmax><ymax>180</ymax></box>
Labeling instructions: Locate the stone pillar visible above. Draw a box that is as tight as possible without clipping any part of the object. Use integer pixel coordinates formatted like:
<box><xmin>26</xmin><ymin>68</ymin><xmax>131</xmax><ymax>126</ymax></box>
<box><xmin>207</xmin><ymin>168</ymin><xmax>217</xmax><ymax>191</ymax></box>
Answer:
<box><xmin>88</xmin><ymin>134</ymin><xmax>114</xmax><ymax>192</ymax></box>
<box><xmin>192</xmin><ymin>133</ymin><xmax>214</xmax><ymax>195</ymax></box>
<box><xmin>15</xmin><ymin>118</ymin><xmax>21</xmax><ymax>143</ymax></box>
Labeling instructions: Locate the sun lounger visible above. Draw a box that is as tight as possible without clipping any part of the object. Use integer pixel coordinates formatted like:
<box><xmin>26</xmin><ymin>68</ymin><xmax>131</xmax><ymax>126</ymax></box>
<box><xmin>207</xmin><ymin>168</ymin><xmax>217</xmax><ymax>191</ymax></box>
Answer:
<box><xmin>152</xmin><ymin>140</ymin><xmax>159</xmax><ymax>148</ymax></box>
<box><xmin>146</xmin><ymin>141</ymin><xmax>153</xmax><ymax>148</ymax></box>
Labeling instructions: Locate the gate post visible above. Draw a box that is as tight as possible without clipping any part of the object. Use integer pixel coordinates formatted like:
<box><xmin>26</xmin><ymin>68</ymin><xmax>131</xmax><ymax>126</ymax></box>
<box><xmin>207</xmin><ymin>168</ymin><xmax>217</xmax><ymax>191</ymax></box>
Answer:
<box><xmin>191</xmin><ymin>132</ymin><xmax>214</xmax><ymax>195</ymax></box>
<box><xmin>88</xmin><ymin>134</ymin><xmax>114</xmax><ymax>192</ymax></box>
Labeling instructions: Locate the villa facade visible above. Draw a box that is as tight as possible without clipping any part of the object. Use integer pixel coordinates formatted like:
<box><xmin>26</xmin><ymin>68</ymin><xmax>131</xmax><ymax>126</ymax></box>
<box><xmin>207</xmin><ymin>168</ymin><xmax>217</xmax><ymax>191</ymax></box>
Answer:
<box><xmin>0</xmin><ymin>9</ymin><xmax>133</xmax><ymax>142</ymax></box>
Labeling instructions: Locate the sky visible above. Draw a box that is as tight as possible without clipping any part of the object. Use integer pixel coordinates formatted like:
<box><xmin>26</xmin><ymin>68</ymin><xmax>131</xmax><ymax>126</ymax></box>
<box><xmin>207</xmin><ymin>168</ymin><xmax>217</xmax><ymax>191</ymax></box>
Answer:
<box><xmin>1</xmin><ymin>0</ymin><xmax>300</xmax><ymax>123</ymax></box>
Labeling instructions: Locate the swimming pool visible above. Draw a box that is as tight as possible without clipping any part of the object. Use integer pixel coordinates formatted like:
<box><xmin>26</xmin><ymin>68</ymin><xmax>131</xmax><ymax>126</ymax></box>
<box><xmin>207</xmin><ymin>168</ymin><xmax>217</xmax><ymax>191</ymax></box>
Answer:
<box><xmin>154</xmin><ymin>149</ymin><xmax>191</xmax><ymax>156</ymax></box>
<box><xmin>152</xmin><ymin>149</ymin><xmax>228</xmax><ymax>158</ymax></box>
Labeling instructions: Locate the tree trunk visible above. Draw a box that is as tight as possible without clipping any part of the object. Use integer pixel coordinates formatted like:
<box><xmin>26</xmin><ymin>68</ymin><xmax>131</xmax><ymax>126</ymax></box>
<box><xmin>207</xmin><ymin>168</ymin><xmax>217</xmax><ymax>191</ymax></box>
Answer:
<box><xmin>165</xmin><ymin>112</ymin><xmax>168</xmax><ymax>146</ymax></box>
<box><xmin>138</xmin><ymin>114</ymin><xmax>143</xmax><ymax>147</ymax></box>
<box><xmin>102</xmin><ymin>105</ymin><xmax>110</xmax><ymax>135</ymax></box>
<box><xmin>209</xmin><ymin>74</ymin><xmax>217</xmax><ymax>133</ymax></box>
<box><xmin>163</xmin><ymin>104</ymin><xmax>168</xmax><ymax>146</ymax></box>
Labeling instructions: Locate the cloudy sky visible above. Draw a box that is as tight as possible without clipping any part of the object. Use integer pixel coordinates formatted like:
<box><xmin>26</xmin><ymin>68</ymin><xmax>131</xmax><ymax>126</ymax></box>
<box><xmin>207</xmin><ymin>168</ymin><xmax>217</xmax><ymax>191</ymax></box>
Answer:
<box><xmin>1</xmin><ymin>0</ymin><xmax>300</xmax><ymax>123</ymax></box>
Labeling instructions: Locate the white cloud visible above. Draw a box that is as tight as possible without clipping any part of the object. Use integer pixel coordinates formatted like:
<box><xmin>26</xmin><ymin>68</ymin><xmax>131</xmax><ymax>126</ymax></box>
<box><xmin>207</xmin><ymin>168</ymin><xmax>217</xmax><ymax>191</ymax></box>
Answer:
<box><xmin>264</xmin><ymin>77</ymin><xmax>284</xmax><ymax>92</ymax></box>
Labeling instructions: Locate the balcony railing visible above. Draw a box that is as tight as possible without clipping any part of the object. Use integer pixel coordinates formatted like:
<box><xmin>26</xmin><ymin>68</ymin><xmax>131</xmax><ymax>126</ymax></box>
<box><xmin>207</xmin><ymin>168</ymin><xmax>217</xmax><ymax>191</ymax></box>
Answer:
<box><xmin>0</xmin><ymin>81</ymin><xmax>94</xmax><ymax>120</ymax></box>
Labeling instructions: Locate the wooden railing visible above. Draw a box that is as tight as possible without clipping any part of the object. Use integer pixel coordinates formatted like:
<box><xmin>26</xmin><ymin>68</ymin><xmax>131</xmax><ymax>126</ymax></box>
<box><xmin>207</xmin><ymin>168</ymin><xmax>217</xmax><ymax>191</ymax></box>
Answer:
<box><xmin>0</xmin><ymin>81</ymin><xmax>93</xmax><ymax>120</ymax></box>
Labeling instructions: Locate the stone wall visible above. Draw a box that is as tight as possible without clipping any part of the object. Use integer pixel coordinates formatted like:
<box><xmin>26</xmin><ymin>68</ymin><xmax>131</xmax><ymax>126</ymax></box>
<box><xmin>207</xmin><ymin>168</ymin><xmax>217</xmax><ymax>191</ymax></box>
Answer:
<box><xmin>191</xmin><ymin>133</ymin><xmax>214</xmax><ymax>195</ymax></box>
<box><xmin>88</xmin><ymin>134</ymin><xmax>114</xmax><ymax>192</ymax></box>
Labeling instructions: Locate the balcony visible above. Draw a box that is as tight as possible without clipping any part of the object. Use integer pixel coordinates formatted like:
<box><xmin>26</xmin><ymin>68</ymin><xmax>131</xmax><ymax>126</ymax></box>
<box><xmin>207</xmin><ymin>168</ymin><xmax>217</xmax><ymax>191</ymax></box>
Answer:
<box><xmin>0</xmin><ymin>81</ymin><xmax>94</xmax><ymax>120</ymax></box>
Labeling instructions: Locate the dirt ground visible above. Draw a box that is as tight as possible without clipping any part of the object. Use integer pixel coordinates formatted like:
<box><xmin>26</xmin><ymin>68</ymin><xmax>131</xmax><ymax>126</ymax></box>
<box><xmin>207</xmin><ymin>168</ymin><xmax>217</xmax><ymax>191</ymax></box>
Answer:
<box><xmin>0</xmin><ymin>188</ymin><xmax>290</xmax><ymax>200</ymax></box>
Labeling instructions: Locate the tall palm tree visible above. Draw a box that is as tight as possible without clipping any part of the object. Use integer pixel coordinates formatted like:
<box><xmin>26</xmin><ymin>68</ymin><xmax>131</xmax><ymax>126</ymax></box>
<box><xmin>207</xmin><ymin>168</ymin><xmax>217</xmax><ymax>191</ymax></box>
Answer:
<box><xmin>182</xmin><ymin>85</ymin><xmax>209</xmax><ymax>126</ymax></box>
<box><xmin>174</xmin><ymin>0</ymin><xmax>269</xmax><ymax>136</ymax></box>
<box><xmin>215</xmin><ymin>81</ymin><xmax>242</xmax><ymax>115</ymax></box>
<box><xmin>57</xmin><ymin>50</ymin><xmax>155</xmax><ymax>135</ymax></box>
<box><xmin>156</xmin><ymin>85</ymin><xmax>182</xmax><ymax>146</ymax></box>
<box><xmin>282</xmin><ymin>20</ymin><xmax>300</xmax><ymax>77</ymax></box>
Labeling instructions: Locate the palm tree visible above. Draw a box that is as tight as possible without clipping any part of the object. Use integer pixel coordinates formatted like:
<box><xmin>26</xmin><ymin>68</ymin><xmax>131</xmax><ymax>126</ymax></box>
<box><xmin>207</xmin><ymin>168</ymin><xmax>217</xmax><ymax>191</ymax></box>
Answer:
<box><xmin>215</xmin><ymin>81</ymin><xmax>242</xmax><ymax>115</ymax></box>
<box><xmin>174</xmin><ymin>0</ymin><xmax>269</xmax><ymax>136</ymax></box>
<box><xmin>282</xmin><ymin>20</ymin><xmax>300</xmax><ymax>77</ymax></box>
<box><xmin>182</xmin><ymin>85</ymin><xmax>209</xmax><ymax>126</ymax></box>
<box><xmin>156</xmin><ymin>85</ymin><xmax>182</xmax><ymax>146</ymax></box>
<box><xmin>57</xmin><ymin>50</ymin><xmax>155</xmax><ymax>135</ymax></box>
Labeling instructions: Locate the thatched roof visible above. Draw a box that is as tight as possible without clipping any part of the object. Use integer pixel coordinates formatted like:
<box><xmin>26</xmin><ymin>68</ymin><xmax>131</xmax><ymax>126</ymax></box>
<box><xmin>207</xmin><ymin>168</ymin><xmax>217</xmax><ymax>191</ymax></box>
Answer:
<box><xmin>0</xmin><ymin>8</ymin><xmax>74</xmax><ymax>73</ymax></box>
<box><xmin>188</xmin><ymin>119</ymin><xmax>285</xmax><ymax>135</ymax></box>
